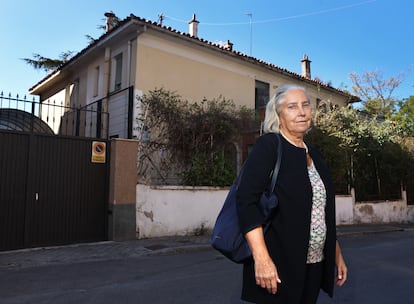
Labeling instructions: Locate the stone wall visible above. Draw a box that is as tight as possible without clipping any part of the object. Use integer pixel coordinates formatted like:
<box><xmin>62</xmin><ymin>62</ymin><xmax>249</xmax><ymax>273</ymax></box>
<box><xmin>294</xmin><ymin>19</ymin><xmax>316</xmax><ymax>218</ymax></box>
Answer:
<box><xmin>108</xmin><ymin>139</ymin><xmax>414</xmax><ymax>240</ymax></box>
<box><xmin>135</xmin><ymin>185</ymin><xmax>414</xmax><ymax>238</ymax></box>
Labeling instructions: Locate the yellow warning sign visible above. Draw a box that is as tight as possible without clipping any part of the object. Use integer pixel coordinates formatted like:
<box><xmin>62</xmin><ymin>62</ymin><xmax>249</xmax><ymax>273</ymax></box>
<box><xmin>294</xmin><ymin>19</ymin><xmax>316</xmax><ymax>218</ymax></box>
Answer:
<box><xmin>91</xmin><ymin>141</ymin><xmax>106</xmax><ymax>163</ymax></box>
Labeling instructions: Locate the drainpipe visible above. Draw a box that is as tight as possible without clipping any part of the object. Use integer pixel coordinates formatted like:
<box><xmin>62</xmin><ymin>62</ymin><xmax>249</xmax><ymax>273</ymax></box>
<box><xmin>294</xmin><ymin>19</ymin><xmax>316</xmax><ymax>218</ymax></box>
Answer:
<box><xmin>103</xmin><ymin>47</ymin><xmax>111</xmax><ymax>97</ymax></box>
<box><xmin>102</xmin><ymin>46</ymin><xmax>111</xmax><ymax>138</ymax></box>
<box><xmin>126</xmin><ymin>39</ymin><xmax>132</xmax><ymax>139</ymax></box>
<box><xmin>126</xmin><ymin>40</ymin><xmax>131</xmax><ymax>86</ymax></box>
<box><xmin>130</xmin><ymin>26</ymin><xmax>147</xmax><ymax>139</ymax></box>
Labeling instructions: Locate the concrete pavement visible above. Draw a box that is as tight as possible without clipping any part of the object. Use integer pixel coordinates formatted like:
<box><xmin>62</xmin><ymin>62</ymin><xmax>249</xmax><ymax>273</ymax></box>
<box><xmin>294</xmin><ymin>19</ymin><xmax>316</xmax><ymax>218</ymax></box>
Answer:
<box><xmin>1</xmin><ymin>223</ymin><xmax>413</xmax><ymax>269</ymax></box>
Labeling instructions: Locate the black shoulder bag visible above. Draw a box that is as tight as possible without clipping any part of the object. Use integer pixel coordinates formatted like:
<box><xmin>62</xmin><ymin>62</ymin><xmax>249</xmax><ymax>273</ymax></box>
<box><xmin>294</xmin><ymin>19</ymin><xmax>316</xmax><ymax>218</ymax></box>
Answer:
<box><xmin>211</xmin><ymin>133</ymin><xmax>282</xmax><ymax>263</ymax></box>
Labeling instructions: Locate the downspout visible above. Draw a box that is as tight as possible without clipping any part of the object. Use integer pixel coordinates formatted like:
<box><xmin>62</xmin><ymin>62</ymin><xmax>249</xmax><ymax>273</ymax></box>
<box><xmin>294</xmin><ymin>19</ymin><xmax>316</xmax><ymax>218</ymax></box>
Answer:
<box><xmin>126</xmin><ymin>40</ymin><xmax>131</xmax><ymax>86</ymax></box>
<box><xmin>126</xmin><ymin>39</ymin><xmax>132</xmax><ymax>138</ymax></box>
<box><xmin>129</xmin><ymin>27</ymin><xmax>147</xmax><ymax>139</ymax></box>
<box><xmin>103</xmin><ymin>47</ymin><xmax>111</xmax><ymax>98</ymax></box>
<box><xmin>132</xmin><ymin>24</ymin><xmax>147</xmax><ymax>88</ymax></box>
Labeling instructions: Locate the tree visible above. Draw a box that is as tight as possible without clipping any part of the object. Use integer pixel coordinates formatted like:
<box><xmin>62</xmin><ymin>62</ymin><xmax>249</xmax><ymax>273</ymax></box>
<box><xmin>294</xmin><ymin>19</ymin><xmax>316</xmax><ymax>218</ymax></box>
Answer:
<box><xmin>22</xmin><ymin>12</ymin><xmax>120</xmax><ymax>70</ymax></box>
<box><xmin>349</xmin><ymin>70</ymin><xmax>404</xmax><ymax>118</ymax></box>
<box><xmin>312</xmin><ymin>102</ymin><xmax>407</xmax><ymax>201</ymax></box>
<box><xmin>394</xmin><ymin>95</ymin><xmax>414</xmax><ymax>136</ymax></box>
<box><xmin>314</xmin><ymin>103</ymin><xmax>402</xmax><ymax>151</ymax></box>
<box><xmin>21</xmin><ymin>51</ymin><xmax>74</xmax><ymax>72</ymax></box>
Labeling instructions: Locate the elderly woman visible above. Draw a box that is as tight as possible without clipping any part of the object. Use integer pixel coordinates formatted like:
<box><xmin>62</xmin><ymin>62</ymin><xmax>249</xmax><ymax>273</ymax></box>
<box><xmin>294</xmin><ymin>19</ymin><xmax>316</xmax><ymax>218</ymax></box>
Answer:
<box><xmin>236</xmin><ymin>84</ymin><xmax>347</xmax><ymax>304</ymax></box>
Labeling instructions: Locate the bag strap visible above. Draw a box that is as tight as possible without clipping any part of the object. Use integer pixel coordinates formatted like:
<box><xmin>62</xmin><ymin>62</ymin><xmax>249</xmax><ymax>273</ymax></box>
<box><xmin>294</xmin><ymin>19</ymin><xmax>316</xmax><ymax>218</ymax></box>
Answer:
<box><xmin>269</xmin><ymin>133</ymin><xmax>282</xmax><ymax>193</ymax></box>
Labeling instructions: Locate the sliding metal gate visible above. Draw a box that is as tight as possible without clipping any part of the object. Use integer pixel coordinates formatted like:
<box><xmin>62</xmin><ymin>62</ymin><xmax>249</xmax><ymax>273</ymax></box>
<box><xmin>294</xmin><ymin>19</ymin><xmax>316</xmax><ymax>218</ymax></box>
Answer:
<box><xmin>0</xmin><ymin>131</ymin><xmax>109</xmax><ymax>251</ymax></box>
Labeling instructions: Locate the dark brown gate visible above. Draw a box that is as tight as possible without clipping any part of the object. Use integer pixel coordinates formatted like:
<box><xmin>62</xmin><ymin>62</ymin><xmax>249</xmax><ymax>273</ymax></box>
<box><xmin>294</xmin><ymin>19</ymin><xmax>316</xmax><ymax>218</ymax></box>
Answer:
<box><xmin>0</xmin><ymin>131</ymin><xmax>109</xmax><ymax>251</ymax></box>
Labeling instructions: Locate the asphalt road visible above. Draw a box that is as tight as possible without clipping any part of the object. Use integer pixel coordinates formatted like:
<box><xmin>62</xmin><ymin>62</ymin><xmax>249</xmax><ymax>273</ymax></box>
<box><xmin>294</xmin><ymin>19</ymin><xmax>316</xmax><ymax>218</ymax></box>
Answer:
<box><xmin>318</xmin><ymin>228</ymin><xmax>414</xmax><ymax>304</ymax></box>
<box><xmin>1</xmin><ymin>228</ymin><xmax>413</xmax><ymax>303</ymax></box>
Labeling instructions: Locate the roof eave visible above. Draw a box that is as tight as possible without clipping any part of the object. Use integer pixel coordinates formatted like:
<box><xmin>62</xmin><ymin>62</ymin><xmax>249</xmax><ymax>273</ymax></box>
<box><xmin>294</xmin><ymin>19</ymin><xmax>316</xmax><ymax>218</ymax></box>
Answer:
<box><xmin>29</xmin><ymin>14</ymin><xmax>359</xmax><ymax>103</ymax></box>
<box><xmin>29</xmin><ymin>17</ymin><xmax>145</xmax><ymax>95</ymax></box>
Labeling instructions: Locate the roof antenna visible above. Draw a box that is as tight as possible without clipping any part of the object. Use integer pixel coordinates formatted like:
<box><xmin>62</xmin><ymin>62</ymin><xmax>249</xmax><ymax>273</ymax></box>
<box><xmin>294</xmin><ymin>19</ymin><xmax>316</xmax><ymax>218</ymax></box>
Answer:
<box><xmin>245</xmin><ymin>13</ymin><xmax>253</xmax><ymax>56</ymax></box>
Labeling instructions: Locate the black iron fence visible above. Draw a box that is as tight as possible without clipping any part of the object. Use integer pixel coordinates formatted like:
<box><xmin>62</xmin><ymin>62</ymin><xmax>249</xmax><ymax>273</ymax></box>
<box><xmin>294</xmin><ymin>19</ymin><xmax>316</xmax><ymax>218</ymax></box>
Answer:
<box><xmin>0</xmin><ymin>92</ymin><xmax>109</xmax><ymax>139</ymax></box>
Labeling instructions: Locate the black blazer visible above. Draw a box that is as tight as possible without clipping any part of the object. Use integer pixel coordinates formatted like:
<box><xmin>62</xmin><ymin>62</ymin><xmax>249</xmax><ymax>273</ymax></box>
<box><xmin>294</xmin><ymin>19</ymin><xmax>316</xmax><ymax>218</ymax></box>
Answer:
<box><xmin>236</xmin><ymin>133</ymin><xmax>336</xmax><ymax>302</ymax></box>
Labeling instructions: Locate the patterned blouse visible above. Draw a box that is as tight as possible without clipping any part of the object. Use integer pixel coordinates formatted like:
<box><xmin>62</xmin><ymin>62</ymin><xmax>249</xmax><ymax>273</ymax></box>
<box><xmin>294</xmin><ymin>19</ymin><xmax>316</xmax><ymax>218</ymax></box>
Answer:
<box><xmin>306</xmin><ymin>162</ymin><xmax>327</xmax><ymax>264</ymax></box>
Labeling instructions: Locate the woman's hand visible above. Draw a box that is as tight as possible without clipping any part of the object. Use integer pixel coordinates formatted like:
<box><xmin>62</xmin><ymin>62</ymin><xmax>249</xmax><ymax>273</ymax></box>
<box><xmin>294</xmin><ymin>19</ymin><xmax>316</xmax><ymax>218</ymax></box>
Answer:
<box><xmin>335</xmin><ymin>240</ymin><xmax>348</xmax><ymax>286</ymax></box>
<box><xmin>245</xmin><ymin>227</ymin><xmax>281</xmax><ymax>294</ymax></box>
<box><xmin>254</xmin><ymin>256</ymin><xmax>281</xmax><ymax>294</ymax></box>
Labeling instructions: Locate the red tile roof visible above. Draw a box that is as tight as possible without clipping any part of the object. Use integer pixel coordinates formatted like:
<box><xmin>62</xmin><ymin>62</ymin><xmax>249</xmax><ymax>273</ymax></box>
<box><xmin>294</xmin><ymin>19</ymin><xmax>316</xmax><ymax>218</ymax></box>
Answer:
<box><xmin>29</xmin><ymin>14</ymin><xmax>359</xmax><ymax>102</ymax></box>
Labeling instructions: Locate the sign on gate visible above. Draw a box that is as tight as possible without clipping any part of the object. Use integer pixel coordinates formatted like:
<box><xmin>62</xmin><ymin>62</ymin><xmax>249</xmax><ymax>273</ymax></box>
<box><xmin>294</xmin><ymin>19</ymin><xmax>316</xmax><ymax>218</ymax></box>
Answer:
<box><xmin>91</xmin><ymin>141</ymin><xmax>106</xmax><ymax>163</ymax></box>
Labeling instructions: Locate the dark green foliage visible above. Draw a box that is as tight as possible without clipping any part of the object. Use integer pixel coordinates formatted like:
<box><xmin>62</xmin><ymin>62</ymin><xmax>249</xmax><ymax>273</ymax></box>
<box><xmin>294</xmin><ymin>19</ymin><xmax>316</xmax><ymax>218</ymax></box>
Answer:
<box><xmin>313</xmin><ymin>103</ymin><xmax>414</xmax><ymax>201</ymax></box>
<box><xmin>394</xmin><ymin>96</ymin><xmax>414</xmax><ymax>136</ymax></box>
<box><xmin>137</xmin><ymin>88</ymin><xmax>254</xmax><ymax>186</ymax></box>
<box><xmin>21</xmin><ymin>52</ymin><xmax>74</xmax><ymax>72</ymax></box>
<box><xmin>183</xmin><ymin>152</ymin><xmax>236</xmax><ymax>186</ymax></box>
<box><xmin>137</xmin><ymin>87</ymin><xmax>414</xmax><ymax>198</ymax></box>
<box><xmin>305</xmin><ymin>128</ymin><xmax>350</xmax><ymax>195</ymax></box>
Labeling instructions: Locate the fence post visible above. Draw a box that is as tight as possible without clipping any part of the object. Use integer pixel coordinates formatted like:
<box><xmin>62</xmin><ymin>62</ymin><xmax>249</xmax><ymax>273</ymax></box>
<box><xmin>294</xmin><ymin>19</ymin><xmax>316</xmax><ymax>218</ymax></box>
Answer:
<box><xmin>31</xmin><ymin>99</ymin><xmax>36</xmax><ymax>133</ymax></box>
<box><xmin>127</xmin><ymin>86</ymin><xmax>134</xmax><ymax>139</ymax></box>
<box><xmin>97</xmin><ymin>100</ymin><xmax>102</xmax><ymax>138</ymax></box>
<box><xmin>76</xmin><ymin>107</ymin><xmax>80</xmax><ymax>136</ymax></box>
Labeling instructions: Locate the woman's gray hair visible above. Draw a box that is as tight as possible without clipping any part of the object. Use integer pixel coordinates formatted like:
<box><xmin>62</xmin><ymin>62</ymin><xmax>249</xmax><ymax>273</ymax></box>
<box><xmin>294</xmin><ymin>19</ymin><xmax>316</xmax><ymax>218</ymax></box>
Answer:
<box><xmin>263</xmin><ymin>84</ymin><xmax>309</xmax><ymax>133</ymax></box>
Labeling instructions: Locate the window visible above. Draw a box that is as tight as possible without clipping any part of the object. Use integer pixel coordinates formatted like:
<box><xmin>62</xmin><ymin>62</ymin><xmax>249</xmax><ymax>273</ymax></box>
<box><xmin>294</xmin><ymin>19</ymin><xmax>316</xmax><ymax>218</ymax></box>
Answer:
<box><xmin>255</xmin><ymin>80</ymin><xmax>269</xmax><ymax>111</ymax></box>
<box><xmin>93</xmin><ymin>66</ymin><xmax>100</xmax><ymax>97</ymax></box>
<box><xmin>255</xmin><ymin>80</ymin><xmax>269</xmax><ymax>120</ymax></box>
<box><xmin>114</xmin><ymin>54</ymin><xmax>123</xmax><ymax>91</ymax></box>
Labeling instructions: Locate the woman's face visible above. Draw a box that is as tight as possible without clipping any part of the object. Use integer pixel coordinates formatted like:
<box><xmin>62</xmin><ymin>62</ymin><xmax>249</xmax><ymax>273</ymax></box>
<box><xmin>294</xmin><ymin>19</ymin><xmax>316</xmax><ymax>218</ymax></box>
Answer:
<box><xmin>278</xmin><ymin>89</ymin><xmax>312</xmax><ymax>138</ymax></box>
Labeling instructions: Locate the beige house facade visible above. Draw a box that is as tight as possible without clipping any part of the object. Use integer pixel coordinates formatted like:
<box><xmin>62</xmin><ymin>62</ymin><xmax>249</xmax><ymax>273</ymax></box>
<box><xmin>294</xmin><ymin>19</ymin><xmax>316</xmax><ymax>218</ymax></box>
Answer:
<box><xmin>29</xmin><ymin>13</ymin><xmax>358</xmax><ymax>141</ymax></box>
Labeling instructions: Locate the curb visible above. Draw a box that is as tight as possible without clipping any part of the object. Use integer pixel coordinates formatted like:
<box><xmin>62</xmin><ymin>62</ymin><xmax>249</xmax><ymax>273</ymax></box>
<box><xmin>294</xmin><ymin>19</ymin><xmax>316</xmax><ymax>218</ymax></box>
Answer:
<box><xmin>1</xmin><ymin>225</ymin><xmax>412</xmax><ymax>269</ymax></box>
<box><xmin>145</xmin><ymin>244</ymin><xmax>213</xmax><ymax>257</ymax></box>
<box><xmin>336</xmin><ymin>226</ymin><xmax>405</xmax><ymax>237</ymax></box>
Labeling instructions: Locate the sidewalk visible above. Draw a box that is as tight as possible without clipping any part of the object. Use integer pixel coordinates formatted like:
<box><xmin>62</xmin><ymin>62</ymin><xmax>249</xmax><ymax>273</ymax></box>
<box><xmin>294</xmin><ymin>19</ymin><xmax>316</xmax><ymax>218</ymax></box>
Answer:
<box><xmin>1</xmin><ymin>223</ymin><xmax>413</xmax><ymax>269</ymax></box>
<box><xmin>0</xmin><ymin>235</ymin><xmax>212</xmax><ymax>269</ymax></box>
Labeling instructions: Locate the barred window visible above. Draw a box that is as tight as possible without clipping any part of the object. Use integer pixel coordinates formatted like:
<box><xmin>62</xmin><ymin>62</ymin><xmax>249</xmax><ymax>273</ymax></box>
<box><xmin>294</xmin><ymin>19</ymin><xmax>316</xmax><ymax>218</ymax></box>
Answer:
<box><xmin>255</xmin><ymin>80</ymin><xmax>269</xmax><ymax>111</ymax></box>
<box><xmin>114</xmin><ymin>54</ymin><xmax>123</xmax><ymax>91</ymax></box>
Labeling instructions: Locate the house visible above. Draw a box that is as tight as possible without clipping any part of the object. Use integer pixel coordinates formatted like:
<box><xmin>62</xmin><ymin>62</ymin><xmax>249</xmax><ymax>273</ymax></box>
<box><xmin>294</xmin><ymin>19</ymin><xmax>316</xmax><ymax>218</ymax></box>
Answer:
<box><xmin>27</xmin><ymin>13</ymin><xmax>365</xmax><ymax>239</ymax></box>
<box><xmin>29</xmin><ymin>13</ymin><xmax>358</xmax><ymax>140</ymax></box>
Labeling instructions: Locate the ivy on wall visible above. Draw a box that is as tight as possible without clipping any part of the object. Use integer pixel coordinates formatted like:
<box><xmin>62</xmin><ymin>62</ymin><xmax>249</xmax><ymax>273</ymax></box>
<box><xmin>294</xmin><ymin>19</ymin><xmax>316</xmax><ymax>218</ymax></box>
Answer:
<box><xmin>136</xmin><ymin>88</ymin><xmax>255</xmax><ymax>186</ymax></box>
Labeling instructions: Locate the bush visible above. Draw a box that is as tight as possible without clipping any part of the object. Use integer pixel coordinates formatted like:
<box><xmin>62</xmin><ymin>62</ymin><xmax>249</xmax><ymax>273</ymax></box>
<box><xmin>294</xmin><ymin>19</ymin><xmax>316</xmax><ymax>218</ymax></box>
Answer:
<box><xmin>313</xmin><ymin>103</ymin><xmax>414</xmax><ymax>201</ymax></box>
<box><xmin>183</xmin><ymin>152</ymin><xmax>236</xmax><ymax>186</ymax></box>
<box><xmin>136</xmin><ymin>88</ymin><xmax>254</xmax><ymax>186</ymax></box>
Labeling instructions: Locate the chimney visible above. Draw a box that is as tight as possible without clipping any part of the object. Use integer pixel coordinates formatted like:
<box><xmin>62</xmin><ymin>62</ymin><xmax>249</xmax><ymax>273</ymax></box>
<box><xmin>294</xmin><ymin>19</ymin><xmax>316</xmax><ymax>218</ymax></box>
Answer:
<box><xmin>301</xmin><ymin>54</ymin><xmax>311</xmax><ymax>79</ymax></box>
<box><xmin>224</xmin><ymin>40</ymin><xmax>233</xmax><ymax>51</ymax></box>
<box><xmin>188</xmin><ymin>14</ymin><xmax>199</xmax><ymax>38</ymax></box>
<box><xmin>105</xmin><ymin>12</ymin><xmax>116</xmax><ymax>32</ymax></box>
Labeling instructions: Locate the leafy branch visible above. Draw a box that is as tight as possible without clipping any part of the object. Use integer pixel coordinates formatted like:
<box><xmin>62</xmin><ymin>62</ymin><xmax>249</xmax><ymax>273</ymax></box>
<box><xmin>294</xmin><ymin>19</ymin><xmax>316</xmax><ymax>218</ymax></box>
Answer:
<box><xmin>136</xmin><ymin>88</ymin><xmax>255</xmax><ymax>186</ymax></box>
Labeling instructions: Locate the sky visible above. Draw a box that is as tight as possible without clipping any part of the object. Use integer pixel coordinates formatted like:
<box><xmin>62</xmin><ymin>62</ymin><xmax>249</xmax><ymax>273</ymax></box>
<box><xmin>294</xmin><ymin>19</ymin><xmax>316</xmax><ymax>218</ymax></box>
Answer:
<box><xmin>1</xmin><ymin>0</ymin><xmax>413</xmax><ymax>102</ymax></box>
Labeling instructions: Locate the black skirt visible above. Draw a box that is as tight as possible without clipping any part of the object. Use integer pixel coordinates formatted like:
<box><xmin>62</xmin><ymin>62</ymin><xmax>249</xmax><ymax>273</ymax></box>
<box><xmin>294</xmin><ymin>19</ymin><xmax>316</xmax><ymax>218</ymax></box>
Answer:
<box><xmin>241</xmin><ymin>227</ymin><xmax>324</xmax><ymax>304</ymax></box>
